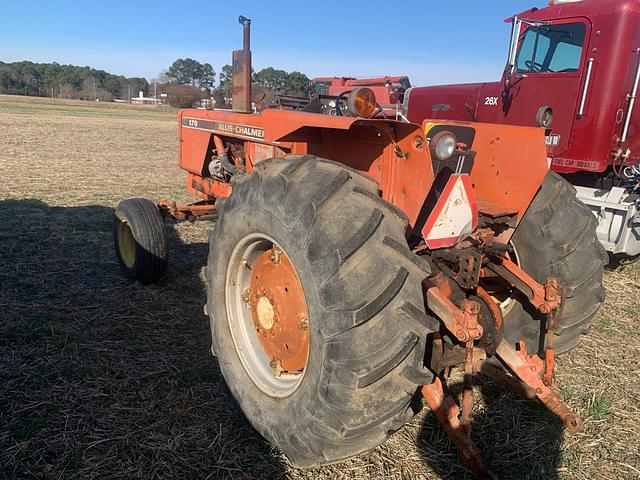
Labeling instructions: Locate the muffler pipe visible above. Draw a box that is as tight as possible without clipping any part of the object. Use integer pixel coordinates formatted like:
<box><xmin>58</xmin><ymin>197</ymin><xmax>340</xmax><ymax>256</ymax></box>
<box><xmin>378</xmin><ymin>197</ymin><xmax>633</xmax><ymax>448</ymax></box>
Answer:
<box><xmin>232</xmin><ymin>15</ymin><xmax>252</xmax><ymax>113</ymax></box>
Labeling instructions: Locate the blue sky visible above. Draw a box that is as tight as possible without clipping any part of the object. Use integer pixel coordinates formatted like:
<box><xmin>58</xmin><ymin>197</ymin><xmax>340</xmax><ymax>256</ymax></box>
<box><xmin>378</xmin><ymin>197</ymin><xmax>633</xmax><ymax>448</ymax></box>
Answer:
<box><xmin>0</xmin><ymin>1</ymin><xmax>542</xmax><ymax>86</ymax></box>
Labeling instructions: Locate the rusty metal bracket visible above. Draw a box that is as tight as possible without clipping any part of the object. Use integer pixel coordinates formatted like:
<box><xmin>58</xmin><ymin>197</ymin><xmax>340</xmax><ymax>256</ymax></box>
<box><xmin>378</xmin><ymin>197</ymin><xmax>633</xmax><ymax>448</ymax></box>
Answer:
<box><xmin>157</xmin><ymin>200</ymin><xmax>217</xmax><ymax>221</ymax></box>
<box><xmin>495</xmin><ymin>340</ymin><xmax>583</xmax><ymax>432</ymax></box>
<box><xmin>487</xmin><ymin>255</ymin><xmax>565</xmax><ymax>388</ymax></box>
<box><xmin>422</xmin><ymin>247</ymin><xmax>576</xmax><ymax>476</ymax></box>
<box><xmin>477</xmin><ymin>361</ymin><xmax>537</xmax><ymax>399</ymax></box>
<box><xmin>542</xmin><ymin>278</ymin><xmax>564</xmax><ymax>387</ymax></box>
<box><xmin>422</xmin><ymin>378</ymin><xmax>497</xmax><ymax>480</ymax></box>
<box><xmin>421</xmin><ymin>296</ymin><xmax>493</xmax><ymax>478</ymax></box>
<box><xmin>460</xmin><ymin>300</ymin><xmax>481</xmax><ymax>435</ymax></box>
<box><xmin>486</xmin><ymin>257</ymin><xmax>561</xmax><ymax>315</ymax></box>
<box><xmin>426</xmin><ymin>284</ymin><xmax>484</xmax><ymax>343</ymax></box>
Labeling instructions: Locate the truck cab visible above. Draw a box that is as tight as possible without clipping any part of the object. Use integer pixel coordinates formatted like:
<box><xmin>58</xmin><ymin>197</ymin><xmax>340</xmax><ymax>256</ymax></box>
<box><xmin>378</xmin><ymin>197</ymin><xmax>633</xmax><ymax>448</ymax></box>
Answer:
<box><xmin>404</xmin><ymin>0</ymin><xmax>640</xmax><ymax>257</ymax></box>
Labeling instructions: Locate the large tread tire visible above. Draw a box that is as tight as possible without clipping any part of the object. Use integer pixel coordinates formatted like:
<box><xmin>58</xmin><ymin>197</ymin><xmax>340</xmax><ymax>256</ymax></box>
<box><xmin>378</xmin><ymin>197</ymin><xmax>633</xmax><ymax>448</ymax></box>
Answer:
<box><xmin>504</xmin><ymin>172</ymin><xmax>606</xmax><ymax>354</ymax></box>
<box><xmin>114</xmin><ymin>197</ymin><xmax>167</xmax><ymax>284</ymax></box>
<box><xmin>207</xmin><ymin>156</ymin><xmax>437</xmax><ymax>466</ymax></box>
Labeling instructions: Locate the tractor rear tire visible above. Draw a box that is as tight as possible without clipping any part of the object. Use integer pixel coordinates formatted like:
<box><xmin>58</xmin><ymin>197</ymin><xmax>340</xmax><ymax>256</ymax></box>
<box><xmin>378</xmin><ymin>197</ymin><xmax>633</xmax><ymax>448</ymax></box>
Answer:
<box><xmin>206</xmin><ymin>156</ymin><xmax>437</xmax><ymax>466</ymax></box>
<box><xmin>503</xmin><ymin>172</ymin><xmax>606</xmax><ymax>355</ymax></box>
<box><xmin>114</xmin><ymin>198</ymin><xmax>167</xmax><ymax>284</ymax></box>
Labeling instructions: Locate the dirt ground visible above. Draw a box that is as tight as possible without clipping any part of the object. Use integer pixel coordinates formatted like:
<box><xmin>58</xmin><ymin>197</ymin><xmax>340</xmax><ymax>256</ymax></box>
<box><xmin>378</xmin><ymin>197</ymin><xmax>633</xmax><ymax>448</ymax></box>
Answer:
<box><xmin>0</xmin><ymin>95</ymin><xmax>638</xmax><ymax>480</ymax></box>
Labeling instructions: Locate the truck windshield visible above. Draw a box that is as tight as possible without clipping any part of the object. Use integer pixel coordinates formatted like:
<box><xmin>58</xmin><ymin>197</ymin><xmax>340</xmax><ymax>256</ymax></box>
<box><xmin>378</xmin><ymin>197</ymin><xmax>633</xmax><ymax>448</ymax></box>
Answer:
<box><xmin>516</xmin><ymin>22</ymin><xmax>586</xmax><ymax>74</ymax></box>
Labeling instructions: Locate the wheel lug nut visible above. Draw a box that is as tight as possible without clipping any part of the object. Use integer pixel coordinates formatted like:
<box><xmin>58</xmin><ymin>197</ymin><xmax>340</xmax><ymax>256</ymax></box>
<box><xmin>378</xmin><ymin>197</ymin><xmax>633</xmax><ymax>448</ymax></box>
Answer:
<box><xmin>270</xmin><ymin>359</ymin><xmax>283</xmax><ymax>377</ymax></box>
<box><xmin>270</xmin><ymin>246</ymin><xmax>282</xmax><ymax>264</ymax></box>
<box><xmin>241</xmin><ymin>288</ymin><xmax>251</xmax><ymax>304</ymax></box>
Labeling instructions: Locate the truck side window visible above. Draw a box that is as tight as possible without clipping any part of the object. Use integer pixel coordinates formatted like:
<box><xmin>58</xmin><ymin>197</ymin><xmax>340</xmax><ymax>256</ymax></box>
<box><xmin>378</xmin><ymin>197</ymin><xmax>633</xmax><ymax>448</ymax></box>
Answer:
<box><xmin>548</xmin><ymin>41</ymin><xmax>583</xmax><ymax>72</ymax></box>
<box><xmin>517</xmin><ymin>30</ymin><xmax>551</xmax><ymax>72</ymax></box>
<box><xmin>516</xmin><ymin>22</ymin><xmax>586</xmax><ymax>74</ymax></box>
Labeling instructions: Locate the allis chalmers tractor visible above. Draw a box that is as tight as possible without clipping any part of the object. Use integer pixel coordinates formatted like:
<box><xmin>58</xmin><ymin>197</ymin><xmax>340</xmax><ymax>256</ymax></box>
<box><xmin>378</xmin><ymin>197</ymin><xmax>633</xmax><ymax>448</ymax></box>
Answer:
<box><xmin>113</xmin><ymin>16</ymin><xmax>605</xmax><ymax>478</ymax></box>
<box><xmin>403</xmin><ymin>0</ymin><xmax>640</xmax><ymax>260</ymax></box>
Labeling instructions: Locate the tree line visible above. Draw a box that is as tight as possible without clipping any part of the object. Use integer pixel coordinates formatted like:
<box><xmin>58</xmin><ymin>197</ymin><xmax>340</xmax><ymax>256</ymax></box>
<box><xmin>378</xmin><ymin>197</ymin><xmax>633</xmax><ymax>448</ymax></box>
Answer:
<box><xmin>159</xmin><ymin>58</ymin><xmax>314</xmax><ymax>107</ymax></box>
<box><xmin>0</xmin><ymin>61</ymin><xmax>148</xmax><ymax>101</ymax></box>
<box><xmin>0</xmin><ymin>58</ymin><xmax>315</xmax><ymax>107</ymax></box>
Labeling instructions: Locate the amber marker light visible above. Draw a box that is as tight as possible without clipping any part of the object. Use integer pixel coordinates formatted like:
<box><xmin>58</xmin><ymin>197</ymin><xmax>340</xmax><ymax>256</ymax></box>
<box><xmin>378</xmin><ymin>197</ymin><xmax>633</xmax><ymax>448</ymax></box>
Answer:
<box><xmin>347</xmin><ymin>87</ymin><xmax>377</xmax><ymax>118</ymax></box>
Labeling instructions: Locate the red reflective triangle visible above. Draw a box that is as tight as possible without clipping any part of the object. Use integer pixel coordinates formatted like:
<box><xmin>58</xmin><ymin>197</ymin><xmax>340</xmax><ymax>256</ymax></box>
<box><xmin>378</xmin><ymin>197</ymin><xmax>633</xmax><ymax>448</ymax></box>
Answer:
<box><xmin>422</xmin><ymin>174</ymin><xmax>478</xmax><ymax>249</ymax></box>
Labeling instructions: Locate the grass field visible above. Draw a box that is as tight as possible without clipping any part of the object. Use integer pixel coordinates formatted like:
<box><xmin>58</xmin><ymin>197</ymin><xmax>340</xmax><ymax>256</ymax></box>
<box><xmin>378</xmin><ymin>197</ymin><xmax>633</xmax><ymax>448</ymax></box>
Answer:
<box><xmin>0</xmin><ymin>94</ymin><xmax>638</xmax><ymax>480</ymax></box>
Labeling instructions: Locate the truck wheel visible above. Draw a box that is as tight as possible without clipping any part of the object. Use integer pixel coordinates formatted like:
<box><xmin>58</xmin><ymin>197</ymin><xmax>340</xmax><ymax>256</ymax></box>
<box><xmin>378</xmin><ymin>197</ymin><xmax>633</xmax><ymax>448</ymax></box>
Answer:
<box><xmin>502</xmin><ymin>172</ymin><xmax>606</xmax><ymax>354</ymax></box>
<box><xmin>114</xmin><ymin>198</ymin><xmax>167</xmax><ymax>284</ymax></box>
<box><xmin>207</xmin><ymin>156</ymin><xmax>436</xmax><ymax>466</ymax></box>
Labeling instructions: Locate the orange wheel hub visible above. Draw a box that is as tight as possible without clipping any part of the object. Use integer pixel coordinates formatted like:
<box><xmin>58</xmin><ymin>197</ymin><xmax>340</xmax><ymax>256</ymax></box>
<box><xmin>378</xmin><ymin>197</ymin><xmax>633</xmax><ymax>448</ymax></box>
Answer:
<box><xmin>248</xmin><ymin>247</ymin><xmax>309</xmax><ymax>373</ymax></box>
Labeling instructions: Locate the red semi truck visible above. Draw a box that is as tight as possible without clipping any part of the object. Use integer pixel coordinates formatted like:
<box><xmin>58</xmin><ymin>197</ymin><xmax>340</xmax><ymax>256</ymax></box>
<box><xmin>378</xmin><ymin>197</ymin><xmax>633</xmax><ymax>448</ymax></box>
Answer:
<box><xmin>403</xmin><ymin>0</ymin><xmax>640</xmax><ymax>258</ymax></box>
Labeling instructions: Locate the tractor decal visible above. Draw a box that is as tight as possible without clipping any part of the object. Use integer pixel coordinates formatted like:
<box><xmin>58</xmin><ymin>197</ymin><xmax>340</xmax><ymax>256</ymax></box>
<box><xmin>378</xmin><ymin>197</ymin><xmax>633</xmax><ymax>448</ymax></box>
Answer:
<box><xmin>181</xmin><ymin>117</ymin><xmax>265</xmax><ymax>140</ymax></box>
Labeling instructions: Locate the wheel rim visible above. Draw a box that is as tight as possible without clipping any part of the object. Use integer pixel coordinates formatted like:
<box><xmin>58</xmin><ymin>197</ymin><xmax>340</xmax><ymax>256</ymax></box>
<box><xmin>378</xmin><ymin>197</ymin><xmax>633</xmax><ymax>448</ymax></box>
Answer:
<box><xmin>225</xmin><ymin>234</ymin><xmax>309</xmax><ymax>398</ymax></box>
<box><xmin>117</xmin><ymin>219</ymin><xmax>136</xmax><ymax>268</ymax></box>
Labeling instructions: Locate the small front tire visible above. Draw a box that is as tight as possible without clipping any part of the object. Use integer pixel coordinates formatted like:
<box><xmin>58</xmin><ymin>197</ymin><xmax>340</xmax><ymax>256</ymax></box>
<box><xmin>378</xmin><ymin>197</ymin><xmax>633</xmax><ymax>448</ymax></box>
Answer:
<box><xmin>114</xmin><ymin>197</ymin><xmax>167</xmax><ymax>284</ymax></box>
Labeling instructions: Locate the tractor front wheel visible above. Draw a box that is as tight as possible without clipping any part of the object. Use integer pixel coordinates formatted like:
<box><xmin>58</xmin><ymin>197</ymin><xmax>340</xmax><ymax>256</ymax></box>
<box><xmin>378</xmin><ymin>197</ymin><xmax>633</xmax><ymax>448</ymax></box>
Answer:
<box><xmin>207</xmin><ymin>156</ymin><xmax>436</xmax><ymax>466</ymax></box>
<box><xmin>114</xmin><ymin>198</ymin><xmax>167</xmax><ymax>284</ymax></box>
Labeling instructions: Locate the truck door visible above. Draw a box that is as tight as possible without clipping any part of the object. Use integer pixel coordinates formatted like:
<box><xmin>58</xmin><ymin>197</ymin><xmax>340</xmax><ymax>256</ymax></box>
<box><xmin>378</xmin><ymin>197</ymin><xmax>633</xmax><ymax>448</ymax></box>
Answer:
<box><xmin>476</xmin><ymin>18</ymin><xmax>591</xmax><ymax>158</ymax></box>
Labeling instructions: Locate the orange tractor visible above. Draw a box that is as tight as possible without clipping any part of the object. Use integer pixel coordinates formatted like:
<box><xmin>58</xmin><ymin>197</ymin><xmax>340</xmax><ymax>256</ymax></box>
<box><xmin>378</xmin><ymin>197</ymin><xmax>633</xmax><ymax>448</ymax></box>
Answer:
<box><xmin>114</xmin><ymin>16</ymin><xmax>605</xmax><ymax>478</ymax></box>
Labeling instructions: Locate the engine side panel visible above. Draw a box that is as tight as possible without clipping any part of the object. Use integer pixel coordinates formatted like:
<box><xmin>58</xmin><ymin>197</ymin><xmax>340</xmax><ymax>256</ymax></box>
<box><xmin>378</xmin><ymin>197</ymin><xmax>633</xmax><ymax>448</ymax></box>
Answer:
<box><xmin>178</xmin><ymin>108</ymin><xmax>549</xmax><ymax>232</ymax></box>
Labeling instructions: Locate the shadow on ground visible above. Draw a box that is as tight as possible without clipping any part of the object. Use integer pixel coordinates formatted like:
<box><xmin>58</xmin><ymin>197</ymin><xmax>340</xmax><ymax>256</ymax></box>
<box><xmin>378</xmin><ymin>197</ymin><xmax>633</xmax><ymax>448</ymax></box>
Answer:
<box><xmin>0</xmin><ymin>199</ymin><xmax>287</xmax><ymax>479</ymax></box>
<box><xmin>416</xmin><ymin>373</ymin><xmax>564</xmax><ymax>479</ymax></box>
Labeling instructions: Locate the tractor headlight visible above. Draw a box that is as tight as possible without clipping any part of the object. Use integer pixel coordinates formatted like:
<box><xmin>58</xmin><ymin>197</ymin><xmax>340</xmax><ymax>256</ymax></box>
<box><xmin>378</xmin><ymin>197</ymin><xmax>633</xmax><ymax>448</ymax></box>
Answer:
<box><xmin>430</xmin><ymin>131</ymin><xmax>458</xmax><ymax>161</ymax></box>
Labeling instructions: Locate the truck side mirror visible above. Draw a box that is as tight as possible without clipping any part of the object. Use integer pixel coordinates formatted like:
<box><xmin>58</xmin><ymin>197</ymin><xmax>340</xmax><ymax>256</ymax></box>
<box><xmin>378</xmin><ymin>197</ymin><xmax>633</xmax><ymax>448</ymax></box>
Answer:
<box><xmin>506</xmin><ymin>16</ymin><xmax>523</xmax><ymax>76</ymax></box>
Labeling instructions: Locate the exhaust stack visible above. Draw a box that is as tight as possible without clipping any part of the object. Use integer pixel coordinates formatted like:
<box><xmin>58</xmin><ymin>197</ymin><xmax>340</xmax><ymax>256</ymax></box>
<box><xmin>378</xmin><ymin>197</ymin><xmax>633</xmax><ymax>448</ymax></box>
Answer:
<box><xmin>232</xmin><ymin>15</ymin><xmax>252</xmax><ymax>113</ymax></box>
